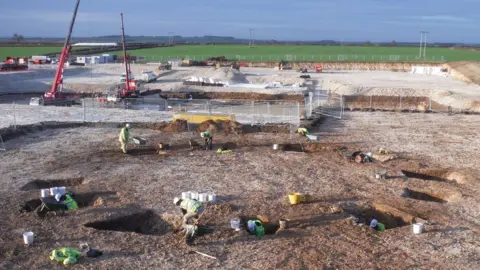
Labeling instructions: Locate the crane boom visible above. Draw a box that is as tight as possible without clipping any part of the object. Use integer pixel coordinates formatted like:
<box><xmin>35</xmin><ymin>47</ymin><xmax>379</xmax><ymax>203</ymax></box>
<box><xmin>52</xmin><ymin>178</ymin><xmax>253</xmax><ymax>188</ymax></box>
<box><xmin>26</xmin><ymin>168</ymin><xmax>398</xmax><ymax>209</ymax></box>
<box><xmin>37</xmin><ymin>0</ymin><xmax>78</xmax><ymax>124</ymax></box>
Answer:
<box><xmin>120</xmin><ymin>13</ymin><xmax>130</xmax><ymax>92</ymax></box>
<box><xmin>45</xmin><ymin>0</ymin><xmax>80</xmax><ymax>99</ymax></box>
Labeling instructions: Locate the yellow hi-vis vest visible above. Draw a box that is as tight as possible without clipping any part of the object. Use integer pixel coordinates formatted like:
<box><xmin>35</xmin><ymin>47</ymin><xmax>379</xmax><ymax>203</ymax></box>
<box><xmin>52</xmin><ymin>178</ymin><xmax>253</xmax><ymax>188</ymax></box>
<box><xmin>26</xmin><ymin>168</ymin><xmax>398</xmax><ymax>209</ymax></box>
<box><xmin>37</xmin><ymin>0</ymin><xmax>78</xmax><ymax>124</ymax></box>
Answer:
<box><xmin>65</xmin><ymin>195</ymin><xmax>78</xmax><ymax>210</ymax></box>
<box><xmin>180</xmin><ymin>199</ymin><xmax>202</xmax><ymax>213</ymax></box>
<box><xmin>119</xmin><ymin>127</ymin><xmax>130</xmax><ymax>143</ymax></box>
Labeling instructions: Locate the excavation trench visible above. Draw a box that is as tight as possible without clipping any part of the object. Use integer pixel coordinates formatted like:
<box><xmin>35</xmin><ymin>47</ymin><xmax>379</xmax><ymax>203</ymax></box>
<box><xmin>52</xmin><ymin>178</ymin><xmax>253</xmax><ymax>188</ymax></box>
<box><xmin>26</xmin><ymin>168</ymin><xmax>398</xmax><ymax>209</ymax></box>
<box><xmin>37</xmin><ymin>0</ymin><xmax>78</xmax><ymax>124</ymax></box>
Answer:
<box><xmin>84</xmin><ymin>211</ymin><xmax>170</xmax><ymax>235</ymax></box>
<box><xmin>19</xmin><ymin>191</ymin><xmax>117</xmax><ymax>213</ymax></box>
<box><xmin>347</xmin><ymin>203</ymin><xmax>417</xmax><ymax>230</ymax></box>
<box><xmin>20</xmin><ymin>177</ymin><xmax>85</xmax><ymax>191</ymax></box>
<box><xmin>401</xmin><ymin>169</ymin><xmax>462</xmax><ymax>183</ymax></box>
<box><xmin>403</xmin><ymin>188</ymin><xmax>448</xmax><ymax>203</ymax></box>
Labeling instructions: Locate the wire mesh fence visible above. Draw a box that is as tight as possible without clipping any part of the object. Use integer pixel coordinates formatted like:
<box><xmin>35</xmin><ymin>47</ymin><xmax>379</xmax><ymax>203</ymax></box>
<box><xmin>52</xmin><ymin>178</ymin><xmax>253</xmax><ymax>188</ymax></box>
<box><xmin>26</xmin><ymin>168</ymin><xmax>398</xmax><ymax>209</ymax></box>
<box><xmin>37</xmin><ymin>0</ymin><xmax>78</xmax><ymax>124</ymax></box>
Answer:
<box><xmin>304</xmin><ymin>90</ymin><xmax>345</xmax><ymax>119</ymax></box>
<box><xmin>0</xmin><ymin>98</ymin><xmax>302</xmax><ymax>129</ymax></box>
<box><xmin>136</xmin><ymin>55</ymin><xmax>447</xmax><ymax>63</ymax></box>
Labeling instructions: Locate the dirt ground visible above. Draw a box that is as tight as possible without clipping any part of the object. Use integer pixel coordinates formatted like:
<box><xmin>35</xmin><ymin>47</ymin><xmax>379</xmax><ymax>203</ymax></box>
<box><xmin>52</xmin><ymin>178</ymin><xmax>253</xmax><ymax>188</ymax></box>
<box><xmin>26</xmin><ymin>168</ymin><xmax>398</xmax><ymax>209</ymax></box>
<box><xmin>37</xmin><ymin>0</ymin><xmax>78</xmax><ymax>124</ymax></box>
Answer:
<box><xmin>0</xmin><ymin>111</ymin><xmax>479</xmax><ymax>269</ymax></box>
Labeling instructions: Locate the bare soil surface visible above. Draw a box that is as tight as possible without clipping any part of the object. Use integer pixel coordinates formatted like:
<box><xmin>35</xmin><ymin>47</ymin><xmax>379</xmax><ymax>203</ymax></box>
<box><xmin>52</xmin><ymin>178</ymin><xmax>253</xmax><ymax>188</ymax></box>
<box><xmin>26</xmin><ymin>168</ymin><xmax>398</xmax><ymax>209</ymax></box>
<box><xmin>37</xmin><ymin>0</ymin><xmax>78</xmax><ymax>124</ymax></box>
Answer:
<box><xmin>2</xmin><ymin>64</ymin><xmax>480</xmax><ymax>111</ymax></box>
<box><xmin>0</xmin><ymin>112</ymin><xmax>479</xmax><ymax>269</ymax></box>
<box><xmin>444</xmin><ymin>61</ymin><xmax>480</xmax><ymax>85</ymax></box>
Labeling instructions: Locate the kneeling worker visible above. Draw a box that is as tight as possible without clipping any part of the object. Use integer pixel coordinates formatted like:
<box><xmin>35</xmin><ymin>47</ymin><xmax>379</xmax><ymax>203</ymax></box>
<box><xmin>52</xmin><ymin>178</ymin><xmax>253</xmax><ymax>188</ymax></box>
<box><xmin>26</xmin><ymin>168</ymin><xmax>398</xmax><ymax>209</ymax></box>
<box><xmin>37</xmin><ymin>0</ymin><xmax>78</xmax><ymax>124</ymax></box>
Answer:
<box><xmin>174</xmin><ymin>197</ymin><xmax>205</xmax><ymax>225</ymax></box>
<box><xmin>297</xmin><ymin>127</ymin><xmax>309</xmax><ymax>136</ymax></box>
<box><xmin>200</xmin><ymin>131</ymin><xmax>213</xmax><ymax>150</ymax></box>
<box><xmin>55</xmin><ymin>193</ymin><xmax>79</xmax><ymax>210</ymax></box>
<box><xmin>119</xmin><ymin>123</ymin><xmax>131</xmax><ymax>154</ymax></box>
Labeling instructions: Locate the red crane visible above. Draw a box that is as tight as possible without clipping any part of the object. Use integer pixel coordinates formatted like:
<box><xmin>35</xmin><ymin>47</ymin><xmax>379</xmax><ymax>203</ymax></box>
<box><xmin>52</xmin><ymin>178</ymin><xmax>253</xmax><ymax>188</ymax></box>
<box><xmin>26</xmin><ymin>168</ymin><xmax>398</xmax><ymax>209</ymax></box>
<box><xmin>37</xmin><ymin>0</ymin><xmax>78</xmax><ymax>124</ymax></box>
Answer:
<box><xmin>119</xmin><ymin>13</ymin><xmax>137</xmax><ymax>98</ymax></box>
<box><xmin>44</xmin><ymin>0</ymin><xmax>80</xmax><ymax>100</ymax></box>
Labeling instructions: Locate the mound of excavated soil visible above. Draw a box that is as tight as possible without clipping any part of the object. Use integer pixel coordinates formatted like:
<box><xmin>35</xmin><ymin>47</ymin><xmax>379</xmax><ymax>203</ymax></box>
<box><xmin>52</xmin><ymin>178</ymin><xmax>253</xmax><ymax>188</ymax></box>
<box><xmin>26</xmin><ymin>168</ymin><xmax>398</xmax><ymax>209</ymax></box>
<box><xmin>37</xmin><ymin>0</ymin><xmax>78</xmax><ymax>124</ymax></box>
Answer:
<box><xmin>162</xmin><ymin>119</ymin><xmax>188</xmax><ymax>132</ymax></box>
<box><xmin>196</xmin><ymin>120</ymin><xmax>241</xmax><ymax>134</ymax></box>
<box><xmin>196</xmin><ymin>67</ymin><xmax>248</xmax><ymax>83</ymax></box>
<box><xmin>444</xmin><ymin>62</ymin><xmax>480</xmax><ymax>85</ymax></box>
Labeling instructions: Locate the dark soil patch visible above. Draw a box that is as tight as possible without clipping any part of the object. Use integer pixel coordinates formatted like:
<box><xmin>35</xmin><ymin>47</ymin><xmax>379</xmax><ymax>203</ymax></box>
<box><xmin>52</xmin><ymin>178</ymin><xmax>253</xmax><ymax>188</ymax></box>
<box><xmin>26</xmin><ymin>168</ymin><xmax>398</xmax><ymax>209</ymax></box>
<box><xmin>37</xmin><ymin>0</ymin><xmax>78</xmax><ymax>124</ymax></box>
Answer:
<box><xmin>19</xmin><ymin>199</ymin><xmax>43</xmax><ymax>212</ymax></box>
<box><xmin>402</xmin><ymin>188</ymin><xmax>447</xmax><ymax>203</ymax></box>
<box><xmin>282</xmin><ymin>143</ymin><xmax>304</xmax><ymax>152</ymax></box>
<box><xmin>84</xmin><ymin>210</ymin><xmax>170</xmax><ymax>235</ymax></box>
<box><xmin>159</xmin><ymin>91</ymin><xmax>304</xmax><ymax>102</ymax></box>
<box><xmin>304</xmin><ymin>143</ymin><xmax>347</xmax><ymax>153</ymax></box>
<box><xmin>20</xmin><ymin>177</ymin><xmax>85</xmax><ymax>191</ymax></box>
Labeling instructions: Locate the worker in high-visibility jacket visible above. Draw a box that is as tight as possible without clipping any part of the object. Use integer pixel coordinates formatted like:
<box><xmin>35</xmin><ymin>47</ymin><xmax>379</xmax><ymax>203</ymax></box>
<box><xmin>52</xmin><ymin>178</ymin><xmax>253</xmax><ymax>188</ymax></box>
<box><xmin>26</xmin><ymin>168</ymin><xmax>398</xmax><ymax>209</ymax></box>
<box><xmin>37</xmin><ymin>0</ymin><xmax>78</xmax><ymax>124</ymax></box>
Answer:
<box><xmin>200</xmin><ymin>131</ymin><xmax>213</xmax><ymax>150</ymax></box>
<box><xmin>55</xmin><ymin>193</ymin><xmax>79</xmax><ymax>210</ymax></box>
<box><xmin>119</xmin><ymin>123</ymin><xmax>131</xmax><ymax>153</ymax></box>
<box><xmin>247</xmin><ymin>219</ymin><xmax>265</xmax><ymax>237</ymax></box>
<box><xmin>174</xmin><ymin>197</ymin><xmax>205</xmax><ymax>225</ymax></box>
<box><xmin>50</xmin><ymin>247</ymin><xmax>81</xmax><ymax>265</ymax></box>
<box><xmin>297</xmin><ymin>127</ymin><xmax>309</xmax><ymax>136</ymax></box>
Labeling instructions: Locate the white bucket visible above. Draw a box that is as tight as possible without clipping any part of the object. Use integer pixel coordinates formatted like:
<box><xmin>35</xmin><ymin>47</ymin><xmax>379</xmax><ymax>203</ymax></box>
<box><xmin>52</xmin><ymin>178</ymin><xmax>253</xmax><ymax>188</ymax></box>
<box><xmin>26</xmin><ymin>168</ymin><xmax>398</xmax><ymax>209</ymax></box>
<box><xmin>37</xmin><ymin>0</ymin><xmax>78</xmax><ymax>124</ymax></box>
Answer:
<box><xmin>190</xmin><ymin>191</ymin><xmax>199</xmax><ymax>200</ymax></box>
<box><xmin>41</xmin><ymin>189</ymin><xmax>50</xmax><ymax>198</ymax></box>
<box><xmin>413</xmin><ymin>223</ymin><xmax>424</xmax><ymax>234</ymax></box>
<box><xmin>57</xmin><ymin>187</ymin><xmax>66</xmax><ymax>195</ymax></box>
<box><xmin>23</xmin><ymin>232</ymin><xmax>34</xmax><ymax>245</ymax></box>
<box><xmin>198</xmin><ymin>193</ymin><xmax>208</xmax><ymax>202</ymax></box>
<box><xmin>50</xmin><ymin>187</ymin><xmax>59</xmax><ymax>196</ymax></box>
<box><xmin>208</xmin><ymin>194</ymin><xmax>217</xmax><ymax>202</ymax></box>
<box><xmin>273</xmin><ymin>144</ymin><xmax>279</xmax><ymax>150</ymax></box>
<box><xmin>181</xmin><ymin>191</ymin><xmax>191</xmax><ymax>200</ymax></box>
<box><xmin>230</xmin><ymin>217</ymin><xmax>240</xmax><ymax>230</ymax></box>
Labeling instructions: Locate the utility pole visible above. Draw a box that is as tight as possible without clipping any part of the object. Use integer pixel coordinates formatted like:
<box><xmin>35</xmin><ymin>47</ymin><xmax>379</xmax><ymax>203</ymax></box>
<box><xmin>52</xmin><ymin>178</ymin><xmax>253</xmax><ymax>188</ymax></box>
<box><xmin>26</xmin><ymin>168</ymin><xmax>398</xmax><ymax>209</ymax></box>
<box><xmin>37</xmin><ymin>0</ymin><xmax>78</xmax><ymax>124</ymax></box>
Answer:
<box><xmin>168</xmin><ymin>32</ymin><xmax>174</xmax><ymax>45</ymax></box>
<box><xmin>419</xmin><ymin>31</ymin><xmax>428</xmax><ymax>59</ymax></box>
<box><xmin>249</xmin><ymin>29</ymin><xmax>252</xmax><ymax>47</ymax></box>
<box><xmin>248</xmin><ymin>28</ymin><xmax>256</xmax><ymax>47</ymax></box>
<box><xmin>423</xmin><ymin>31</ymin><xmax>428</xmax><ymax>58</ymax></box>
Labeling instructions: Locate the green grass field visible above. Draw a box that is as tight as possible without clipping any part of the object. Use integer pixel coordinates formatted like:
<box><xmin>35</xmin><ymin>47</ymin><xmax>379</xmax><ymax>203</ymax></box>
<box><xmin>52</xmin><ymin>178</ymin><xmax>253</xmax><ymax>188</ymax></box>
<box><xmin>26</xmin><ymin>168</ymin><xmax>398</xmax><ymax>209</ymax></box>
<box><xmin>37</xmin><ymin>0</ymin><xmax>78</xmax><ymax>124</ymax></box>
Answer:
<box><xmin>111</xmin><ymin>45</ymin><xmax>480</xmax><ymax>62</ymax></box>
<box><xmin>1</xmin><ymin>45</ymin><xmax>479</xmax><ymax>62</ymax></box>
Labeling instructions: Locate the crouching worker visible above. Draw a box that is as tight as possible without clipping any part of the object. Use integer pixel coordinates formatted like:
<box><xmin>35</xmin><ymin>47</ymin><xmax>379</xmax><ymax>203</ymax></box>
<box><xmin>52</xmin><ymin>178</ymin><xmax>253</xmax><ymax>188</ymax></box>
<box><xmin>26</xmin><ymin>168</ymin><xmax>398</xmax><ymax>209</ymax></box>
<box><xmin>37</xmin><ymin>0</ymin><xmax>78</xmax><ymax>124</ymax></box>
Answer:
<box><xmin>55</xmin><ymin>193</ymin><xmax>79</xmax><ymax>210</ymax></box>
<box><xmin>297</xmin><ymin>127</ymin><xmax>309</xmax><ymax>136</ymax></box>
<box><xmin>247</xmin><ymin>219</ymin><xmax>265</xmax><ymax>237</ymax></box>
<box><xmin>216</xmin><ymin>145</ymin><xmax>233</xmax><ymax>154</ymax></box>
<box><xmin>174</xmin><ymin>197</ymin><xmax>205</xmax><ymax>226</ymax></box>
<box><xmin>50</xmin><ymin>247</ymin><xmax>81</xmax><ymax>265</ymax></box>
<box><xmin>370</xmin><ymin>219</ymin><xmax>385</xmax><ymax>231</ymax></box>
<box><xmin>200</xmin><ymin>131</ymin><xmax>213</xmax><ymax>150</ymax></box>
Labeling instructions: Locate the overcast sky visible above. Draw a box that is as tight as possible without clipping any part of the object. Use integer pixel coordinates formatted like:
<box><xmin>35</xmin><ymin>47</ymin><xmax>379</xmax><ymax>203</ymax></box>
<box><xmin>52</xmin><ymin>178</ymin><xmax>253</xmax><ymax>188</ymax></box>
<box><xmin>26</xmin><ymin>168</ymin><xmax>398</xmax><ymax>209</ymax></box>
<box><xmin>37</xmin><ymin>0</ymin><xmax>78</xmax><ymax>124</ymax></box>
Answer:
<box><xmin>1</xmin><ymin>0</ymin><xmax>479</xmax><ymax>42</ymax></box>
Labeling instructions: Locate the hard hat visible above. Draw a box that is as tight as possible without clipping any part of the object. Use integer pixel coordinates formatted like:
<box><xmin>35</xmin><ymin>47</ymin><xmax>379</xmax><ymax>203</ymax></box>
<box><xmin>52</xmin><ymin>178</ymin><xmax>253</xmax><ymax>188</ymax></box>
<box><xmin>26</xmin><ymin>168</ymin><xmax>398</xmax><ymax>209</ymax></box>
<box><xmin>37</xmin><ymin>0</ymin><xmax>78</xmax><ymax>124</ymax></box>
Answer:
<box><xmin>126</xmin><ymin>123</ymin><xmax>131</xmax><ymax>128</ymax></box>
<box><xmin>173</xmin><ymin>197</ymin><xmax>181</xmax><ymax>205</ymax></box>
<box><xmin>55</xmin><ymin>193</ymin><xmax>62</xmax><ymax>202</ymax></box>
<box><xmin>370</xmin><ymin>219</ymin><xmax>378</xmax><ymax>228</ymax></box>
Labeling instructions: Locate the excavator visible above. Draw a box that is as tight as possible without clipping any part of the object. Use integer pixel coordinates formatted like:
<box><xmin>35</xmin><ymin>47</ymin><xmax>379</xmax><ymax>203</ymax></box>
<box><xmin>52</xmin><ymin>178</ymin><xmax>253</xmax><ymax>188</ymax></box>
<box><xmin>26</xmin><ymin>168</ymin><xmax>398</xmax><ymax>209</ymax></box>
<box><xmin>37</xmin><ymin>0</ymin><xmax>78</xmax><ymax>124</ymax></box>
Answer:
<box><xmin>30</xmin><ymin>0</ymin><xmax>81</xmax><ymax>106</ymax></box>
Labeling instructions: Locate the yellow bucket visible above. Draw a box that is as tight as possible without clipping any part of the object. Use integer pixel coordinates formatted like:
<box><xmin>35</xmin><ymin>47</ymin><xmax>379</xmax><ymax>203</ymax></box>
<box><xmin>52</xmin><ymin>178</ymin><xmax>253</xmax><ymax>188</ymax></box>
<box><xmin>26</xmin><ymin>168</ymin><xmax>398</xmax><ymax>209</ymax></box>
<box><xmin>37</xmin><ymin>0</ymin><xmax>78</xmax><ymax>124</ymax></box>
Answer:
<box><xmin>288</xmin><ymin>193</ymin><xmax>302</xmax><ymax>205</ymax></box>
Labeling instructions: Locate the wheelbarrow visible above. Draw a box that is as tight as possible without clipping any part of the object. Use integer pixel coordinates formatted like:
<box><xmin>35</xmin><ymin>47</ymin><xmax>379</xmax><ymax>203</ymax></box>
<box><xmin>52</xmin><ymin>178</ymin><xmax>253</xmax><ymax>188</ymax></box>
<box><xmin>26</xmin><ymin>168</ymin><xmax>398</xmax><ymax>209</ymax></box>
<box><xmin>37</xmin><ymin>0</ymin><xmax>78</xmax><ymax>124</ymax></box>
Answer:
<box><xmin>132</xmin><ymin>137</ymin><xmax>147</xmax><ymax>149</ymax></box>
<box><xmin>306</xmin><ymin>134</ymin><xmax>319</xmax><ymax>141</ymax></box>
<box><xmin>35</xmin><ymin>196</ymin><xmax>67</xmax><ymax>217</ymax></box>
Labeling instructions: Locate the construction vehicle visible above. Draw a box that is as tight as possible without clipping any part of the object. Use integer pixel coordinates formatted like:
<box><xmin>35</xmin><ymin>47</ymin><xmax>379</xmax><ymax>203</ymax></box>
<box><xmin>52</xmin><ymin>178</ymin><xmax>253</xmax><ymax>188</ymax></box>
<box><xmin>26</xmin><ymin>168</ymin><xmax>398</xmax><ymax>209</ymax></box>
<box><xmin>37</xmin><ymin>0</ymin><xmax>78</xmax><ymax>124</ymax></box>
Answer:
<box><xmin>29</xmin><ymin>0</ymin><xmax>81</xmax><ymax>106</ymax></box>
<box><xmin>278</xmin><ymin>60</ymin><xmax>291</xmax><ymax>71</ymax></box>
<box><xmin>29</xmin><ymin>55</ymin><xmax>52</xmax><ymax>65</ymax></box>
<box><xmin>315</xmin><ymin>64</ymin><xmax>323</xmax><ymax>73</ymax></box>
<box><xmin>157</xmin><ymin>62</ymin><xmax>171</xmax><ymax>71</ymax></box>
<box><xmin>0</xmin><ymin>57</ymin><xmax>28</xmax><ymax>72</ymax></box>
<box><xmin>231</xmin><ymin>62</ymin><xmax>240</xmax><ymax>71</ymax></box>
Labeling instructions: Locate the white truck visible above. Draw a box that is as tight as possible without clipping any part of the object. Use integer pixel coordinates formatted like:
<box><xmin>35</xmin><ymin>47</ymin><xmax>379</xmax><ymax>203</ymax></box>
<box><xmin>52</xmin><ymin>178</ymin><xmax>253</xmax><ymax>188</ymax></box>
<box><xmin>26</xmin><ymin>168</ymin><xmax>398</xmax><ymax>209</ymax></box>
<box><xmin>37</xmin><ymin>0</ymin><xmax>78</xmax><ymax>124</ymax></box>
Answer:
<box><xmin>139</xmin><ymin>71</ymin><xmax>157</xmax><ymax>83</ymax></box>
